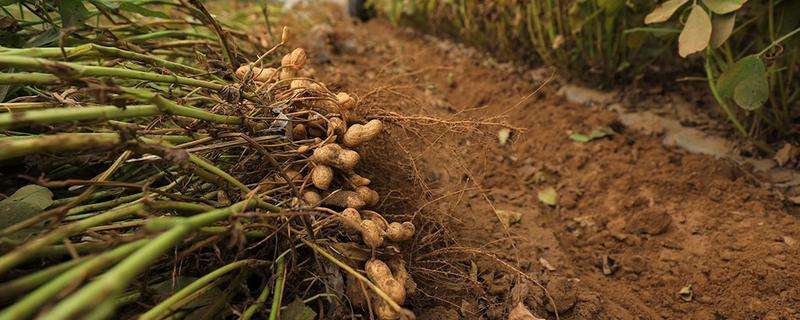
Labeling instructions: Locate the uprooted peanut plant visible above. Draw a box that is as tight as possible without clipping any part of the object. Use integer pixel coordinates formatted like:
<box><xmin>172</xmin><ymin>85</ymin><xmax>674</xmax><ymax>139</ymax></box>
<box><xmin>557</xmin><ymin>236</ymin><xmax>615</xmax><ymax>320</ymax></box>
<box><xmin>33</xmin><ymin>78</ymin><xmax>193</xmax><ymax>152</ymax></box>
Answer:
<box><xmin>0</xmin><ymin>1</ymin><xmax>448</xmax><ymax>319</ymax></box>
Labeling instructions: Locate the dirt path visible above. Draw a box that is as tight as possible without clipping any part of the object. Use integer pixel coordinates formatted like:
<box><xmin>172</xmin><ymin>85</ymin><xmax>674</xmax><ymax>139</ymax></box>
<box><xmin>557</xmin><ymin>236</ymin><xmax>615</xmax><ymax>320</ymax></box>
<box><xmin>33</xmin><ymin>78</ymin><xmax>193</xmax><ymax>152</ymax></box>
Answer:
<box><xmin>301</xmin><ymin>18</ymin><xmax>800</xmax><ymax>320</ymax></box>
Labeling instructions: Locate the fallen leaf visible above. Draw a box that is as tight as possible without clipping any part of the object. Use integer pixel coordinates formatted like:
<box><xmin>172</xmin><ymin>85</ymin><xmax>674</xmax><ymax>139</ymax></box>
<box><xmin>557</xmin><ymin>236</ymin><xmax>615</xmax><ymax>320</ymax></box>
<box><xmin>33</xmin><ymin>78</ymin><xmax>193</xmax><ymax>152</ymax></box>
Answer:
<box><xmin>498</xmin><ymin>128</ymin><xmax>512</xmax><ymax>146</ymax></box>
<box><xmin>508</xmin><ymin>302</ymin><xmax>545</xmax><ymax>320</ymax></box>
<box><xmin>678</xmin><ymin>284</ymin><xmax>693</xmax><ymax>301</ymax></box>
<box><xmin>538</xmin><ymin>187</ymin><xmax>558</xmax><ymax>206</ymax></box>
<box><xmin>570</xmin><ymin>126</ymin><xmax>615</xmax><ymax>143</ymax></box>
<box><xmin>678</xmin><ymin>5</ymin><xmax>712</xmax><ymax>57</ymax></box>
<box><xmin>774</xmin><ymin>143</ymin><xmax>794</xmax><ymax>166</ymax></box>
<box><xmin>469</xmin><ymin>261</ymin><xmax>479</xmax><ymax>282</ymax></box>
<box><xmin>283</xmin><ymin>299</ymin><xmax>316</xmax><ymax>320</ymax></box>
<box><xmin>495</xmin><ymin>209</ymin><xmax>522</xmax><ymax>229</ymax></box>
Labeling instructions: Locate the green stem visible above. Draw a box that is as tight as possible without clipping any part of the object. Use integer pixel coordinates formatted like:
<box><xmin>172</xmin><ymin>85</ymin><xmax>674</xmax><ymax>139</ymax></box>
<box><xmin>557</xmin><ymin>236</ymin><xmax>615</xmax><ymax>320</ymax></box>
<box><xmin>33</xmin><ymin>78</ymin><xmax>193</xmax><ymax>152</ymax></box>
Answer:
<box><xmin>140</xmin><ymin>259</ymin><xmax>268</xmax><ymax>320</ymax></box>
<box><xmin>0</xmin><ymin>201</ymin><xmax>210</xmax><ymax>275</ymax></box>
<box><xmin>268</xmin><ymin>256</ymin><xmax>286</xmax><ymax>320</ymax></box>
<box><xmin>0</xmin><ymin>240</ymin><xmax>147</xmax><ymax>320</ymax></box>
<box><xmin>0</xmin><ymin>257</ymin><xmax>87</xmax><ymax>302</ymax></box>
<box><xmin>0</xmin><ymin>133</ymin><xmax>193</xmax><ymax>161</ymax></box>
<box><xmin>758</xmin><ymin>26</ymin><xmax>800</xmax><ymax>57</ymax></box>
<box><xmin>0</xmin><ymin>55</ymin><xmax>224</xmax><ymax>90</ymax></box>
<box><xmin>41</xmin><ymin>199</ymin><xmax>266</xmax><ymax>320</ymax></box>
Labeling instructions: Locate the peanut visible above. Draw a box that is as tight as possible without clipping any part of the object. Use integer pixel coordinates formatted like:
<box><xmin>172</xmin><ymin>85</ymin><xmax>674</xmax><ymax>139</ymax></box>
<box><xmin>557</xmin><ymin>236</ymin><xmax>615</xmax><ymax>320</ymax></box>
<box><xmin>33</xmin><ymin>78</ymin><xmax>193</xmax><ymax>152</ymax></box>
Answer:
<box><xmin>235</xmin><ymin>65</ymin><xmax>277</xmax><ymax>82</ymax></box>
<box><xmin>292</xmin><ymin>123</ymin><xmax>307</xmax><ymax>139</ymax></box>
<box><xmin>365</xmin><ymin>259</ymin><xmax>406</xmax><ymax>304</ymax></box>
<box><xmin>385</xmin><ymin>222</ymin><xmax>415</xmax><ymax>242</ymax></box>
<box><xmin>340</xmin><ymin>208</ymin><xmax>362</xmax><ymax>232</ymax></box>
<box><xmin>343</xmin><ymin>119</ymin><xmax>383</xmax><ymax>147</ymax></box>
<box><xmin>322</xmin><ymin>190</ymin><xmax>365</xmax><ymax>209</ymax></box>
<box><xmin>311</xmin><ymin>143</ymin><xmax>359</xmax><ymax>170</ymax></box>
<box><xmin>356</xmin><ymin>186</ymin><xmax>379</xmax><ymax>207</ymax></box>
<box><xmin>281</xmin><ymin>48</ymin><xmax>307</xmax><ymax>69</ymax></box>
<box><xmin>302</xmin><ymin>190</ymin><xmax>322</xmax><ymax>205</ymax></box>
<box><xmin>311</xmin><ymin>164</ymin><xmax>333</xmax><ymax>190</ymax></box>
<box><xmin>360</xmin><ymin>219</ymin><xmax>384</xmax><ymax>249</ymax></box>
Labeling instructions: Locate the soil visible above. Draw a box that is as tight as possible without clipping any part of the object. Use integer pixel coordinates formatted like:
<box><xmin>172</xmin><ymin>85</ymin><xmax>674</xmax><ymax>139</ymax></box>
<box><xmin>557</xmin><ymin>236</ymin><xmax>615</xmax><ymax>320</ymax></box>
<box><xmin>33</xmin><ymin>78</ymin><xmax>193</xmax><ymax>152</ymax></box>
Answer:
<box><xmin>298</xmin><ymin>15</ymin><xmax>800</xmax><ymax>320</ymax></box>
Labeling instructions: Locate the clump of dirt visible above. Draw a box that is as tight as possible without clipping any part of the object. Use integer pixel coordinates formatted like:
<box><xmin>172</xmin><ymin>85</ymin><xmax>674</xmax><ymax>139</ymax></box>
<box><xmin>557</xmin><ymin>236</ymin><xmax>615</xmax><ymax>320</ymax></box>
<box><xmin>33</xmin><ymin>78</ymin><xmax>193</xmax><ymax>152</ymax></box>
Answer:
<box><xmin>299</xmin><ymin>14</ymin><xmax>800</xmax><ymax>320</ymax></box>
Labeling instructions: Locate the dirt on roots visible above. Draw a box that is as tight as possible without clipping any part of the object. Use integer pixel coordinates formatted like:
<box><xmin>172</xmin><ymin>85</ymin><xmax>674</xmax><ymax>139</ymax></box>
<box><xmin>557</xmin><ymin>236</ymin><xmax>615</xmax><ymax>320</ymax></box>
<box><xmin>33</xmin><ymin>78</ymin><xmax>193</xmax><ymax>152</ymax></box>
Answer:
<box><xmin>297</xmin><ymin>15</ymin><xmax>800</xmax><ymax>320</ymax></box>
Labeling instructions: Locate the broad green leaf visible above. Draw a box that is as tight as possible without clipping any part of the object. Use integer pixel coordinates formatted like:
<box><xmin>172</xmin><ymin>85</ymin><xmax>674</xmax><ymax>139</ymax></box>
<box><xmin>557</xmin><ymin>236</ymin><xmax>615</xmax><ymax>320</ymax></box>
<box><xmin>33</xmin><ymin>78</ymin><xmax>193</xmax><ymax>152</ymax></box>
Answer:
<box><xmin>119</xmin><ymin>2</ymin><xmax>170</xmax><ymax>19</ymax></box>
<box><xmin>538</xmin><ymin>187</ymin><xmax>558</xmax><ymax>206</ymax></box>
<box><xmin>644</xmin><ymin>0</ymin><xmax>690</xmax><ymax>24</ymax></box>
<box><xmin>710</xmin><ymin>13</ymin><xmax>736</xmax><ymax>48</ymax></box>
<box><xmin>717</xmin><ymin>54</ymin><xmax>763</xmax><ymax>99</ymax></box>
<box><xmin>283</xmin><ymin>299</ymin><xmax>316</xmax><ymax>320</ymax></box>
<box><xmin>0</xmin><ymin>185</ymin><xmax>53</xmax><ymax>230</ymax></box>
<box><xmin>732</xmin><ymin>61</ymin><xmax>768</xmax><ymax>111</ymax></box>
<box><xmin>0</xmin><ymin>0</ymin><xmax>18</xmax><ymax>5</ymax></box>
<box><xmin>678</xmin><ymin>5</ymin><xmax>711</xmax><ymax>57</ymax></box>
<box><xmin>702</xmin><ymin>0</ymin><xmax>747</xmax><ymax>15</ymax></box>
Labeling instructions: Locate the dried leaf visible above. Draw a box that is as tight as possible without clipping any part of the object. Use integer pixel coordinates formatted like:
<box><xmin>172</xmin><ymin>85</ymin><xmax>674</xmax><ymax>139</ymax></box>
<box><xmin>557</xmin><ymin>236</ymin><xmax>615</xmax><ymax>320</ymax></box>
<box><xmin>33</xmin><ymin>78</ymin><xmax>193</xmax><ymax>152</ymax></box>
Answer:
<box><xmin>710</xmin><ymin>13</ymin><xmax>736</xmax><ymax>48</ymax></box>
<box><xmin>283</xmin><ymin>299</ymin><xmax>316</xmax><ymax>320</ymax></box>
<box><xmin>774</xmin><ymin>143</ymin><xmax>794</xmax><ymax>166</ymax></box>
<box><xmin>678</xmin><ymin>5</ymin><xmax>712</xmax><ymax>57</ymax></box>
<box><xmin>702</xmin><ymin>0</ymin><xmax>747</xmax><ymax>15</ymax></box>
<box><xmin>495</xmin><ymin>209</ymin><xmax>522</xmax><ymax>228</ymax></box>
<box><xmin>538</xmin><ymin>187</ymin><xmax>557</xmax><ymax>206</ymax></box>
<box><xmin>508</xmin><ymin>302</ymin><xmax>545</xmax><ymax>320</ymax></box>
<box><xmin>645</xmin><ymin>0</ymin><xmax>690</xmax><ymax>24</ymax></box>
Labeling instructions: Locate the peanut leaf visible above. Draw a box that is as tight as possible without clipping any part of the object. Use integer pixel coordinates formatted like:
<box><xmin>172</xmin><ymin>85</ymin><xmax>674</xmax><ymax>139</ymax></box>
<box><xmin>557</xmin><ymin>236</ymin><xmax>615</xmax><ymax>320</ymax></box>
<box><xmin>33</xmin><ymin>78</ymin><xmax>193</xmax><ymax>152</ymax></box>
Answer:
<box><xmin>0</xmin><ymin>185</ymin><xmax>53</xmax><ymax>230</ymax></box>
<box><xmin>710</xmin><ymin>13</ymin><xmax>736</xmax><ymax>48</ymax></box>
<box><xmin>702</xmin><ymin>0</ymin><xmax>747</xmax><ymax>15</ymax></box>
<box><xmin>717</xmin><ymin>54</ymin><xmax>768</xmax><ymax>110</ymax></box>
<box><xmin>645</xmin><ymin>0</ymin><xmax>690</xmax><ymax>24</ymax></box>
<box><xmin>678</xmin><ymin>5</ymin><xmax>711</xmax><ymax>57</ymax></box>
<box><xmin>283</xmin><ymin>299</ymin><xmax>316</xmax><ymax>320</ymax></box>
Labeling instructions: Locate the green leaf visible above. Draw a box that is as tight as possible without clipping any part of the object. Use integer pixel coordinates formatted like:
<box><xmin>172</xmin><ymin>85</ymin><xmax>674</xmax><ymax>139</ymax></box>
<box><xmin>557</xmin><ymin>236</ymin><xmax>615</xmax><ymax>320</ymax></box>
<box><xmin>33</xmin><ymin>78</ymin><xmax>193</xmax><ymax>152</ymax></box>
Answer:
<box><xmin>710</xmin><ymin>13</ymin><xmax>736</xmax><ymax>48</ymax></box>
<box><xmin>538</xmin><ymin>187</ymin><xmax>558</xmax><ymax>206</ymax></box>
<box><xmin>0</xmin><ymin>0</ymin><xmax>19</xmax><ymax>5</ymax></box>
<box><xmin>283</xmin><ymin>299</ymin><xmax>316</xmax><ymax>320</ymax></box>
<box><xmin>678</xmin><ymin>5</ymin><xmax>711</xmax><ymax>57</ymax></box>
<box><xmin>701</xmin><ymin>0</ymin><xmax>747</xmax><ymax>15</ymax></box>
<box><xmin>0</xmin><ymin>185</ymin><xmax>53</xmax><ymax>230</ymax></box>
<box><xmin>717</xmin><ymin>54</ymin><xmax>768</xmax><ymax>111</ymax></box>
<box><xmin>717</xmin><ymin>54</ymin><xmax>766</xmax><ymax>98</ymax></box>
<box><xmin>119</xmin><ymin>2</ymin><xmax>170</xmax><ymax>19</ymax></box>
<box><xmin>58</xmin><ymin>0</ymin><xmax>92</xmax><ymax>28</ymax></box>
<box><xmin>732</xmin><ymin>64</ymin><xmax>768</xmax><ymax>111</ymax></box>
<box><xmin>644</xmin><ymin>0</ymin><xmax>690</xmax><ymax>24</ymax></box>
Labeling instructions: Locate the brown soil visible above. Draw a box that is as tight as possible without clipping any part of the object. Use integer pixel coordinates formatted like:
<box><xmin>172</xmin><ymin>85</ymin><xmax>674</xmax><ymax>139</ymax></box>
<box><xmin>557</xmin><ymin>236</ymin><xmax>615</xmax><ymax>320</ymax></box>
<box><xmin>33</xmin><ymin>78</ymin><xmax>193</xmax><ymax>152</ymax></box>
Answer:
<box><xmin>300</xmin><ymin>17</ymin><xmax>800</xmax><ymax>320</ymax></box>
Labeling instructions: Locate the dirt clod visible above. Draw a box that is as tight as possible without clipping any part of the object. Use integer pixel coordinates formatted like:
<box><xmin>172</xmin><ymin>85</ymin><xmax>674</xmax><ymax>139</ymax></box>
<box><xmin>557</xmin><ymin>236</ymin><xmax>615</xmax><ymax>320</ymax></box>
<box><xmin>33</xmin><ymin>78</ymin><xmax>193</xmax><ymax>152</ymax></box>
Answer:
<box><xmin>544</xmin><ymin>278</ymin><xmax>577</xmax><ymax>313</ymax></box>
